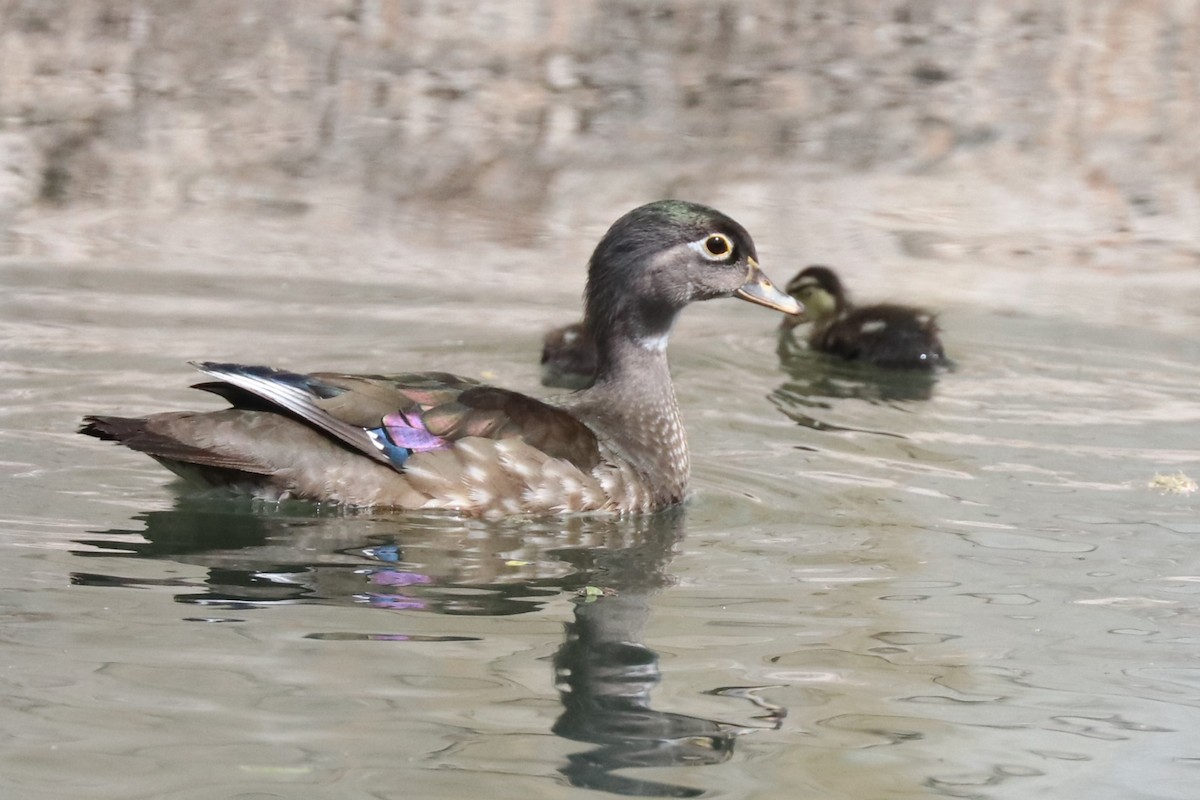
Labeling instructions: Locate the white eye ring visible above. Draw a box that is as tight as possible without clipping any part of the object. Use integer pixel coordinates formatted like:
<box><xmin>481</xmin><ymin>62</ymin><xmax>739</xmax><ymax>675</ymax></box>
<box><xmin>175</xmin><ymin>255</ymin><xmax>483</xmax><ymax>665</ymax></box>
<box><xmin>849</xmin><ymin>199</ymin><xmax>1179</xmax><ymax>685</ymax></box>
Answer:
<box><xmin>689</xmin><ymin>233</ymin><xmax>734</xmax><ymax>261</ymax></box>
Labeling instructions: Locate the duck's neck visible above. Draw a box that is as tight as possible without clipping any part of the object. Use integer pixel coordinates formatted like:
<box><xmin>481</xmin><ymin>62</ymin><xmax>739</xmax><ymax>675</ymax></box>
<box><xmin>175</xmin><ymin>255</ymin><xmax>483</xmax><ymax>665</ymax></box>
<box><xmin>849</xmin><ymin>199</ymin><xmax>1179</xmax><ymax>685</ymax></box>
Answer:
<box><xmin>581</xmin><ymin>315</ymin><xmax>689</xmax><ymax>502</ymax></box>
<box><xmin>804</xmin><ymin>294</ymin><xmax>849</xmax><ymax>340</ymax></box>
<box><xmin>593</xmin><ymin>324</ymin><xmax>675</xmax><ymax>390</ymax></box>
<box><xmin>589</xmin><ymin>294</ymin><xmax>676</xmax><ymax>373</ymax></box>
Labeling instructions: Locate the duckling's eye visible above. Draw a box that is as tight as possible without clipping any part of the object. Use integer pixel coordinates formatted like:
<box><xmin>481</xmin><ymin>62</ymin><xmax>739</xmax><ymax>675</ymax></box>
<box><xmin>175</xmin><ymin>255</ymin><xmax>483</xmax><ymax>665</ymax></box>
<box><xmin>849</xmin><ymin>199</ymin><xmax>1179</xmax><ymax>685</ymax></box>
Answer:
<box><xmin>703</xmin><ymin>234</ymin><xmax>732</xmax><ymax>258</ymax></box>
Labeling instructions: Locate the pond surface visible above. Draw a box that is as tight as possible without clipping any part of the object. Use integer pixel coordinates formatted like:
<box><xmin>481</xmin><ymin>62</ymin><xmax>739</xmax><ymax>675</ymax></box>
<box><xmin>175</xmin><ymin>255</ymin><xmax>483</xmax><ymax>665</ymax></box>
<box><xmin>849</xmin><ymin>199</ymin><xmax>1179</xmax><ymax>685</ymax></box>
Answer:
<box><xmin>1</xmin><ymin>227</ymin><xmax>1198</xmax><ymax>800</ymax></box>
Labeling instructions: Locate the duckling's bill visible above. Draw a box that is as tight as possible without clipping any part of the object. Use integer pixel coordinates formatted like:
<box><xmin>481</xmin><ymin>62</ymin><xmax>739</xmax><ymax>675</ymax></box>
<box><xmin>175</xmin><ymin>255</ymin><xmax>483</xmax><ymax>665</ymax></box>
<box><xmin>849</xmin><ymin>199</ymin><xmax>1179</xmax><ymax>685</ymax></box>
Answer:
<box><xmin>735</xmin><ymin>260</ymin><xmax>804</xmax><ymax>316</ymax></box>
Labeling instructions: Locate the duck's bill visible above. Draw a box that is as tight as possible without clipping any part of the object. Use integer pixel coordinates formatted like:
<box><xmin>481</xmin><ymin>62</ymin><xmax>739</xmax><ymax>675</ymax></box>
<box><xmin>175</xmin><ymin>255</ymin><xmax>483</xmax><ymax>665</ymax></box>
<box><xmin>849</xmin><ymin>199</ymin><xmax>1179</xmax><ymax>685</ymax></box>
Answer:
<box><xmin>736</xmin><ymin>260</ymin><xmax>804</xmax><ymax>316</ymax></box>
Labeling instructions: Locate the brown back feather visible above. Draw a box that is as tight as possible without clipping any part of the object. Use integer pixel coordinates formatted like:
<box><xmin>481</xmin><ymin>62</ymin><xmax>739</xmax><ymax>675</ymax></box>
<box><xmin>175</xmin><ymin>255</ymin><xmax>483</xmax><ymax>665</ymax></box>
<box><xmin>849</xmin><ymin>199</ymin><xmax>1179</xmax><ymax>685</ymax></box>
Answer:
<box><xmin>428</xmin><ymin>387</ymin><xmax>602</xmax><ymax>471</ymax></box>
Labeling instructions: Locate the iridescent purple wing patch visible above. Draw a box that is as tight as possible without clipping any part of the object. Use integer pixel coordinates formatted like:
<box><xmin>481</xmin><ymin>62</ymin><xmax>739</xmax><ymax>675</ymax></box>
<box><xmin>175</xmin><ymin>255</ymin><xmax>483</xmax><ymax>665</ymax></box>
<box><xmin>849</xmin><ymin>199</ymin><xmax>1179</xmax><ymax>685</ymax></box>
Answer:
<box><xmin>365</xmin><ymin>411</ymin><xmax>448</xmax><ymax>470</ymax></box>
<box><xmin>382</xmin><ymin>411</ymin><xmax>446</xmax><ymax>451</ymax></box>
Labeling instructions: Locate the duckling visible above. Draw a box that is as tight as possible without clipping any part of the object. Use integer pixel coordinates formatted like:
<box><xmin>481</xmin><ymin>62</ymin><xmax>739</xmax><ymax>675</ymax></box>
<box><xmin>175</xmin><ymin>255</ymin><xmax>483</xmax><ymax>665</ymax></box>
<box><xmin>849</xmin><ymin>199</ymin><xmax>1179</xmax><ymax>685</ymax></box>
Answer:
<box><xmin>80</xmin><ymin>200</ymin><xmax>802</xmax><ymax>517</ymax></box>
<box><xmin>781</xmin><ymin>265</ymin><xmax>946</xmax><ymax>370</ymax></box>
<box><xmin>541</xmin><ymin>321</ymin><xmax>596</xmax><ymax>389</ymax></box>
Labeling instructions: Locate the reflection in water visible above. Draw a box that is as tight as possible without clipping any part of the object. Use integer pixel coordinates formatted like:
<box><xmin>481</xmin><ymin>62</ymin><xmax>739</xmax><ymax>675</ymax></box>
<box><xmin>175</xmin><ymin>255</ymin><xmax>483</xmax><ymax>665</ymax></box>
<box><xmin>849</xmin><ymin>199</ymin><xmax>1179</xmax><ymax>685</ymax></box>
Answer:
<box><xmin>775</xmin><ymin>331</ymin><xmax>941</xmax><ymax>407</ymax></box>
<box><xmin>71</xmin><ymin>501</ymin><xmax>784</xmax><ymax>795</ymax></box>
<box><xmin>772</xmin><ymin>332</ymin><xmax>940</xmax><ymax>436</ymax></box>
<box><xmin>71</xmin><ymin>498</ymin><xmax>686</xmax><ymax>617</ymax></box>
<box><xmin>555</xmin><ymin>602</ymin><xmax>732</xmax><ymax>797</ymax></box>
<box><xmin>552</xmin><ymin>510</ymin><xmax>785</xmax><ymax>796</ymax></box>
<box><xmin>555</xmin><ymin>596</ymin><xmax>731</xmax><ymax>797</ymax></box>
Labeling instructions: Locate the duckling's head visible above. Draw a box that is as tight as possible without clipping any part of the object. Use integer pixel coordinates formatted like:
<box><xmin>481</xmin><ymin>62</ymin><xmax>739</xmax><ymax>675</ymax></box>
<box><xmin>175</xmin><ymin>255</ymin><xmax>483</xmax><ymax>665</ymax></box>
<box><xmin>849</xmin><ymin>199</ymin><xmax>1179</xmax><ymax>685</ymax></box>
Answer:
<box><xmin>781</xmin><ymin>265</ymin><xmax>847</xmax><ymax>330</ymax></box>
<box><xmin>584</xmin><ymin>200</ymin><xmax>800</xmax><ymax>352</ymax></box>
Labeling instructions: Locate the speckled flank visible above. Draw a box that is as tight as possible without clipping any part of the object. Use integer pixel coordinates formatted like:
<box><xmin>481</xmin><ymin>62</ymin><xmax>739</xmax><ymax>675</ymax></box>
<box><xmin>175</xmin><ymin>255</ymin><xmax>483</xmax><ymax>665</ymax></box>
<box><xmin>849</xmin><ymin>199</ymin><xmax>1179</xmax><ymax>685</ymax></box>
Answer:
<box><xmin>400</xmin><ymin>438</ymin><xmax>611</xmax><ymax>516</ymax></box>
<box><xmin>592</xmin><ymin>390</ymin><xmax>689</xmax><ymax>513</ymax></box>
<box><xmin>149</xmin><ymin>410</ymin><xmax>684</xmax><ymax>517</ymax></box>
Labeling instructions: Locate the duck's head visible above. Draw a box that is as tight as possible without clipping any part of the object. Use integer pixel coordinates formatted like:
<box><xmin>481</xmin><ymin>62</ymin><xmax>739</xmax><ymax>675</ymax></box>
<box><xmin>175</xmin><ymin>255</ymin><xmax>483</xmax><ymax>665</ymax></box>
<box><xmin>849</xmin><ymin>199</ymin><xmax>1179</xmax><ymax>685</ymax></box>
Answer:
<box><xmin>780</xmin><ymin>265</ymin><xmax>846</xmax><ymax>330</ymax></box>
<box><xmin>584</xmin><ymin>200</ymin><xmax>801</xmax><ymax>352</ymax></box>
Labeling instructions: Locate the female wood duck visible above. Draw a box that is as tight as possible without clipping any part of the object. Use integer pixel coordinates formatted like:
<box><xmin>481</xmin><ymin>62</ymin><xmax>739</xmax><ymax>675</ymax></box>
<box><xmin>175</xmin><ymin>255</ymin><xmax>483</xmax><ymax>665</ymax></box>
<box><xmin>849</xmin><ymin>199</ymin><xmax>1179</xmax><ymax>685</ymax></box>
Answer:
<box><xmin>781</xmin><ymin>265</ymin><xmax>947</xmax><ymax>370</ymax></box>
<box><xmin>80</xmin><ymin>200</ymin><xmax>802</xmax><ymax>517</ymax></box>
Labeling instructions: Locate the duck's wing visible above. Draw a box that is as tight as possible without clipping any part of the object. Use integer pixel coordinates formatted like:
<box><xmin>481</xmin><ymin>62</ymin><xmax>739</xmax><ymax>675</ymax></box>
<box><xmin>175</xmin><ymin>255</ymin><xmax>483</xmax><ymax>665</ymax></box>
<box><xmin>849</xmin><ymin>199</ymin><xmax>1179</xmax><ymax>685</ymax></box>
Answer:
<box><xmin>191</xmin><ymin>362</ymin><xmax>602</xmax><ymax>472</ymax></box>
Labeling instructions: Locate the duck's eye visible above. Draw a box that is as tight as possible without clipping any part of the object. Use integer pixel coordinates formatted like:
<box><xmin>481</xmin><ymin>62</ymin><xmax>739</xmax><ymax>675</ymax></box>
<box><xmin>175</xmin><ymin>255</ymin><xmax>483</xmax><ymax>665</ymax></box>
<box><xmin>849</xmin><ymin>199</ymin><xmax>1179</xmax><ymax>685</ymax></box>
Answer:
<box><xmin>703</xmin><ymin>234</ymin><xmax>732</xmax><ymax>258</ymax></box>
<box><xmin>688</xmin><ymin>233</ymin><xmax>737</xmax><ymax>261</ymax></box>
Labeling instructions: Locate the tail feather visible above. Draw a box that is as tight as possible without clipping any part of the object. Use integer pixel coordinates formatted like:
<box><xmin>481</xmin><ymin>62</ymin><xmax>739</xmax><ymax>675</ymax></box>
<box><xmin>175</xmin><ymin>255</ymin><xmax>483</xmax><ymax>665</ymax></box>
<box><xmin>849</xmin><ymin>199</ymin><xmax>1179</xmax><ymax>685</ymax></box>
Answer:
<box><xmin>79</xmin><ymin>414</ymin><xmax>273</xmax><ymax>475</ymax></box>
<box><xmin>79</xmin><ymin>414</ymin><xmax>149</xmax><ymax>443</ymax></box>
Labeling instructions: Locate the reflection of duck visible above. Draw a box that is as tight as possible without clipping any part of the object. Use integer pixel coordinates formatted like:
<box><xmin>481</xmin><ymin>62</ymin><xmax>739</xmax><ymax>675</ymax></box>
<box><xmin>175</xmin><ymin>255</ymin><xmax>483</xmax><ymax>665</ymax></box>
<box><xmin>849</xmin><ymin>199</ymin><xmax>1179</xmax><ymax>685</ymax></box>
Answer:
<box><xmin>781</xmin><ymin>265</ymin><xmax>947</xmax><ymax>370</ymax></box>
<box><xmin>774</xmin><ymin>335</ymin><xmax>938</xmax><ymax>410</ymax></box>
<box><xmin>70</xmin><ymin>498</ymin><xmax>687</xmax><ymax>617</ymax></box>
<box><xmin>80</xmin><ymin>201</ymin><xmax>799</xmax><ymax>516</ymax></box>
<box><xmin>551</xmin><ymin>510</ymin><xmax>784</xmax><ymax>797</ymax></box>
<box><xmin>553</xmin><ymin>595</ymin><xmax>735</xmax><ymax>797</ymax></box>
<box><xmin>73</xmin><ymin>503</ymin><xmax>784</xmax><ymax>791</ymax></box>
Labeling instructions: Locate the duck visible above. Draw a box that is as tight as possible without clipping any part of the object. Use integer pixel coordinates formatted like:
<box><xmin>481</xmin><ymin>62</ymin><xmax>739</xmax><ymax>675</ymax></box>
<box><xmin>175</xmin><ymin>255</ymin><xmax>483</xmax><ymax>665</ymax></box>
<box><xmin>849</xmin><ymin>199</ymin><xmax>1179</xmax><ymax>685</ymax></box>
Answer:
<box><xmin>80</xmin><ymin>200</ymin><xmax>802</xmax><ymax>517</ymax></box>
<box><xmin>780</xmin><ymin>265</ymin><xmax>947</xmax><ymax>370</ymax></box>
<box><xmin>540</xmin><ymin>320</ymin><xmax>597</xmax><ymax>389</ymax></box>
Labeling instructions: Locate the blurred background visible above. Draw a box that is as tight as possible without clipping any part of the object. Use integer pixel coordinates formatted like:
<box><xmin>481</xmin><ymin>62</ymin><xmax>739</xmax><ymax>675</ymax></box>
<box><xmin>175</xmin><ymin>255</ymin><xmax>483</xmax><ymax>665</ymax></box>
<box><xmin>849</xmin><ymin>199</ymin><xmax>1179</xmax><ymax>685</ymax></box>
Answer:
<box><xmin>2</xmin><ymin>0</ymin><xmax>1198</xmax><ymax>325</ymax></box>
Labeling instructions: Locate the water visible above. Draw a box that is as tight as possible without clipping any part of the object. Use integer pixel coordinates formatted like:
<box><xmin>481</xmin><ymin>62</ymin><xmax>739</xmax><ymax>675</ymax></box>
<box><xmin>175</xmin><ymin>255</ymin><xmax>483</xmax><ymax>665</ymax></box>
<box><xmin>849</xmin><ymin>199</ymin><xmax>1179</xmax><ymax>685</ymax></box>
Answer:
<box><xmin>2</xmin><ymin>231</ymin><xmax>1199</xmax><ymax>800</ymax></box>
